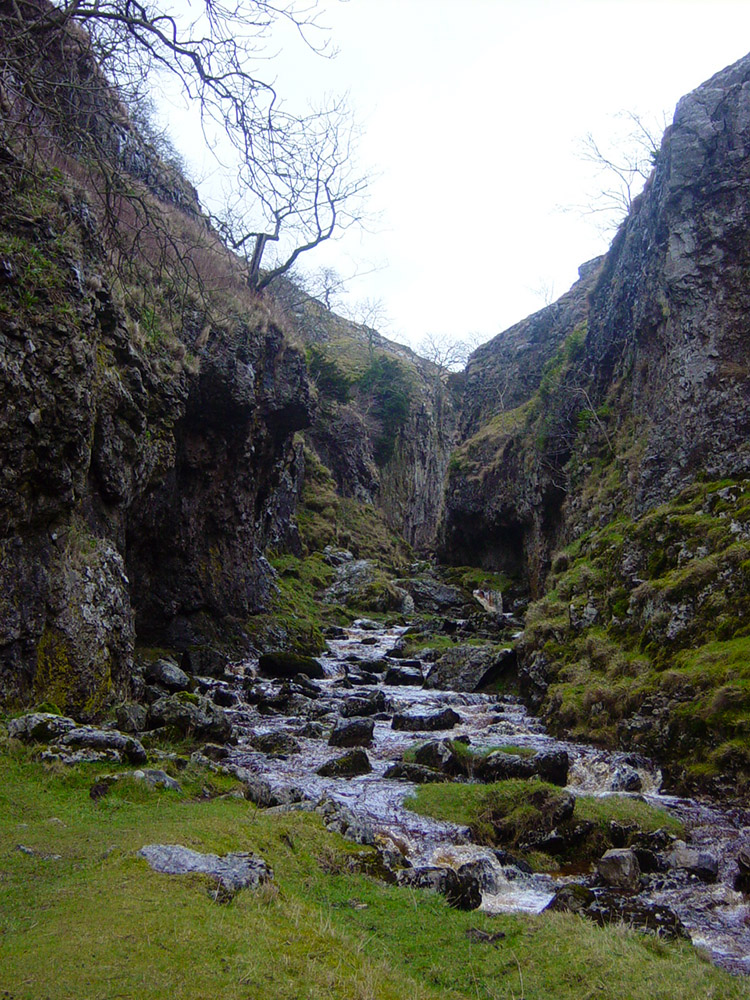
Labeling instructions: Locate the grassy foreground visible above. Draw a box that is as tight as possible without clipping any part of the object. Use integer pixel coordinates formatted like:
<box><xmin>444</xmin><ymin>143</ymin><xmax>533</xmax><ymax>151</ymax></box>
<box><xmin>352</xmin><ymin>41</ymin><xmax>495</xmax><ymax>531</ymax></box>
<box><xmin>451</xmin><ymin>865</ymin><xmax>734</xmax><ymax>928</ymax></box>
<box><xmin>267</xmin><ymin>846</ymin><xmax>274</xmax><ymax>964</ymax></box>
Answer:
<box><xmin>0</xmin><ymin>740</ymin><xmax>745</xmax><ymax>1000</ymax></box>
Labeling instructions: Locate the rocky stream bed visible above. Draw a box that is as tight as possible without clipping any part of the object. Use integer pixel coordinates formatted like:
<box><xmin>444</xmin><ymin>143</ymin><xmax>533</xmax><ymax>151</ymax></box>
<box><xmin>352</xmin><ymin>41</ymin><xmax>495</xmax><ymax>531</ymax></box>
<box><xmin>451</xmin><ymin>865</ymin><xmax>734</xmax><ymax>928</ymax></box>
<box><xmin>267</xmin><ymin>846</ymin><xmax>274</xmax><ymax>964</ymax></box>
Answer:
<box><xmin>217</xmin><ymin>622</ymin><xmax>750</xmax><ymax>977</ymax></box>
<box><xmin>10</xmin><ymin>620</ymin><xmax>750</xmax><ymax>977</ymax></box>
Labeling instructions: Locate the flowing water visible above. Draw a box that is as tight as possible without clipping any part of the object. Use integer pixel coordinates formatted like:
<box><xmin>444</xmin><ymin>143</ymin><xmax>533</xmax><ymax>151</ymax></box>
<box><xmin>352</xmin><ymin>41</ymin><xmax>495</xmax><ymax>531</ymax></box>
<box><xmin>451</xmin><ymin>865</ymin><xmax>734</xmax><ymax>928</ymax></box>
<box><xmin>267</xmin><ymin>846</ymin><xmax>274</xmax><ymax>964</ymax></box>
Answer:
<box><xmin>218</xmin><ymin>622</ymin><xmax>750</xmax><ymax>975</ymax></box>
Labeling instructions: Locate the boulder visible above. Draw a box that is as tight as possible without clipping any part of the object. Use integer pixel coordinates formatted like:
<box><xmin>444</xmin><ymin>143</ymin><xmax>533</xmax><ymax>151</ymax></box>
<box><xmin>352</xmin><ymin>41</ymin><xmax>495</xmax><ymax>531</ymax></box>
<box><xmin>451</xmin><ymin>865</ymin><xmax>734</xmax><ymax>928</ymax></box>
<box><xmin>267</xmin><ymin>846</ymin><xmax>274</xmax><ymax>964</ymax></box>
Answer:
<box><xmin>546</xmin><ymin>884</ymin><xmax>686</xmax><ymax>939</ymax></box>
<box><xmin>383</xmin><ymin>665</ymin><xmax>423</xmax><ymax>686</ymax></box>
<box><xmin>383</xmin><ymin>762</ymin><xmax>452</xmax><ymax>783</ymax></box>
<box><xmin>667</xmin><ymin>841</ymin><xmax>719</xmax><ymax>883</ymax></box>
<box><xmin>146</xmin><ymin>692</ymin><xmax>231</xmax><ymax>742</ymax></box>
<box><xmin>596</xmin><ymin>849</ymin><xmax>641</xmax><ymax>892</ymax></box>
<box><xmin>475</xmin><ymin>751</ymin><xmax>535</xmax><ymax>782</ymax></box>
<box><xmin>316</xmin><ymin>748</ymin><xmax>372</xmax><ymax>778</ymax></box>
<box><xmin>115</xmin><ymin>702</ymin><xmax>148</xmax><ymax>734</ymax></box>
<box><xmin>258</xmin><ymin>651</ymin><xmax>325</xmax><ymax>680</ymax></box>
<box><xmin>58</xmin><ymin>726</ymin><xmax>147</xmax><ymax>764</ymax></box>
<box><xmin>341</xmin><ymin>692</ymin><xmax>386</xmax><ymax>718</ymax></box>
<box><xmin>533</xmin><ymin>749</ymin><xmax>569</xmax><ymax>786</ymax></box>
<box><xmin>391</xmin><ymin>707</ymin><xmax>461</xmax><ymax>732</ymax></box>
<box><xmin>248</xmin><ymin>731</ymin><xmax>301</xmax><ymax>757</ymax></box>
<box><xmin>412</xmin><ymin>739</ymin><xmax>465</xmax><ymax>776</ymax></box>
<box><xmin>144</xmin><ymin>658</ymin><xmax>190</xmax><ymax>692</ymax></box>
<box><xmin>7</xmin><ymin>712</ymin><xmax>77</xmax><ymax>743</ymax></box>
<box><xmin>425</xmin><ymin>645</ymin><xmax>516</xmax><ymax>692</ymax></box>
<box><xmin>138</xmin><ymin>844</ymin><xmax>271</xmax><ymax>899</ymax></box>
<box><xmin>396</xmin><ymin>866</ymin><xmax>481</xmax><ymax>910</ymax></box>
<box><xmin>328</xmin><ymin>717</ymin><xmax>374</xmax><ymax>748</ymax></box>
<box><xmin>734</xmin><ymin>848</ymin><xmax>750</xmax><ymax>893</ymax></box>
<box><xmin>393</xmin><ymin>577</ymin><xmax>472</xmax><ymax>615</ymax></box>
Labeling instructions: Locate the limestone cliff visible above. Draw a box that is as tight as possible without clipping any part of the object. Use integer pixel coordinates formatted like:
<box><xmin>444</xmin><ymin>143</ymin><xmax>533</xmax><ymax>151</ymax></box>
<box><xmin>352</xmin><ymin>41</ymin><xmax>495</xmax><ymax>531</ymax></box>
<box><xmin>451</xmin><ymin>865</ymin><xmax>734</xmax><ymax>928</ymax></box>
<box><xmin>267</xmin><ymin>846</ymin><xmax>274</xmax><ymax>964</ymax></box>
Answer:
<box><xmin>0</xmin><ymin>63</ymin><xmax>311</xmax><ymax>715</ymax></box>
<box><xmin>272</xmin><ymin>281</ymin><xmax>459</xmax><ymax>552</ymax></box>
<box><xmin>440</xmin><ymin>54</ymin><xmax>750</xmax><ymax>791</ymax></box>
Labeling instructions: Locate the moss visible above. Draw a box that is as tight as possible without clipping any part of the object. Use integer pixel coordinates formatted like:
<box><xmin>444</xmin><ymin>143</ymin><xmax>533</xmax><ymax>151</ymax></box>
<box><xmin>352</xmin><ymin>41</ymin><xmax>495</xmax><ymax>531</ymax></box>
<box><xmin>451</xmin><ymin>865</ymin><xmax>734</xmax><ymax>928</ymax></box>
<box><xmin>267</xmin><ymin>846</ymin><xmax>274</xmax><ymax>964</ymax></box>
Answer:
<box><xmin>34</xmin><ymin>627</ymin><xmax>77</xmax><ymax>715</ymax></box>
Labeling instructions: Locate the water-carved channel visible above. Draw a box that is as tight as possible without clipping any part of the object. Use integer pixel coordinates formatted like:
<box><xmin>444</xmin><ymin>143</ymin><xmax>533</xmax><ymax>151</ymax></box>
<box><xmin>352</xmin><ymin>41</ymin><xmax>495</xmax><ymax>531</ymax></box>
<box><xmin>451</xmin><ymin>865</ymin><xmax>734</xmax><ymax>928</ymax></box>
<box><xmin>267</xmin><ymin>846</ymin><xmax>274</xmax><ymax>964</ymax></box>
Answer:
<box><xmin>217</xmin><ymin>623</ymin><xmax>750</xmax><ymax>976</ymax></box>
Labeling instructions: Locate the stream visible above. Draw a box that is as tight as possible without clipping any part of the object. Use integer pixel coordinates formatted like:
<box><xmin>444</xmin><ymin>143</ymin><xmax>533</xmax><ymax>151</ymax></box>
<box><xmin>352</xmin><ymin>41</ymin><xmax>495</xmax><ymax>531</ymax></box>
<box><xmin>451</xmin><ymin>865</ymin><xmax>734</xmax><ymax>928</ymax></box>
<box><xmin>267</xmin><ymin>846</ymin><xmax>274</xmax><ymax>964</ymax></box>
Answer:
<box><xmin>217</xmin><ymin>622</ymin><xmax>750</xmax><ymax>976</ymax></box>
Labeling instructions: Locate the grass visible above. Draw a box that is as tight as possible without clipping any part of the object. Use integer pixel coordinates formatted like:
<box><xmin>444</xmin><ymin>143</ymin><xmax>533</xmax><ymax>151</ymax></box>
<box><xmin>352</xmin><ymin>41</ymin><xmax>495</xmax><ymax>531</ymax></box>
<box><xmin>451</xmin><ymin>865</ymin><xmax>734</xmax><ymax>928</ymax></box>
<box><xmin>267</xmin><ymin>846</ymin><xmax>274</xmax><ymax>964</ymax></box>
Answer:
<box><xmin>0</xmin><ymin>739</ymin><xmax>743</xmax><ymax>1000</ymax></box>
<box><xmin>404</xmin><ymin>779</ymin><xmax>684</xmax><ymax>855</ymax></box>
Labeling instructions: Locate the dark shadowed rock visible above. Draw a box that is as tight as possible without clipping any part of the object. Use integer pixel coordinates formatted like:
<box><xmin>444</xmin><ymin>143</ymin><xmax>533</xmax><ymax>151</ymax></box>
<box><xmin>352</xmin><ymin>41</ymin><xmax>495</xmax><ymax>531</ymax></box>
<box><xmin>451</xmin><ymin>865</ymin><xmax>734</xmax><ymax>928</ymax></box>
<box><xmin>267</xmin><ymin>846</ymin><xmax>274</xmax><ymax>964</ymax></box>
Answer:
<box><xmin>412</xmin><ymin>739</ymin><xmax>465</xmax><ymax>776</ymax></box>
<box><xmin>258</xmin><ymin>651</ymin><xmax>325</xmax><ymax>680</ymax></box>
<box><xmin>383</xmin><ymin>762</ymin><xmax>452</xmax><ymax>783</ymax></box>
<box><xmin>145</xmin><ymin>658</ymin><xmax>190</xmax><ymax>692</ymax></box>
<box><xmin>391</xmin><ymin>707</ymin><xmax>461</xmax><ymax>732</ymax></box>
<box><xmin>383</xmin><ymin>664</ymin><xmax>423</xmax><ymax>686</ymax></box>
<box><xmin>146</xmin><ymin>692</ymin><xmax>231</xmax><ymax>742</ymax></box>
<box><xmin>397</xmin><ymin>866</ymin><xmax>481</xmax><ymax>910</ymax></box>
<box><xmin>316</xmin><ymin>748</ymin><xmax>372</xmax><ymax>777</ymax></box>
<box><xmin>329</xmin><ymin>717</ymin><xmax>374</xmax><ymax>748</ymax></box>
<box><xmin>249</xmin><ymin>731</ymin><xmax>301</xmax><ymax>757</ymax></box>
<box><xmin>341</xmin><ymin>692</ymin><xmax>386</xmax><ymax>717</ymax></box>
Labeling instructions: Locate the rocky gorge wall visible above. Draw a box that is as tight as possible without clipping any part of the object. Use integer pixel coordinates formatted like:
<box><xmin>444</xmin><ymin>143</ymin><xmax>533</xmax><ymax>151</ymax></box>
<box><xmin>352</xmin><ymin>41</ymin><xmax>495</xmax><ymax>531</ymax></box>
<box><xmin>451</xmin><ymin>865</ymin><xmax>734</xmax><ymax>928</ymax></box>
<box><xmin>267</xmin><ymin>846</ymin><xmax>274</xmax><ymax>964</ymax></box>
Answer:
<box><xmin>0</xmin><ymin>139</ymin><xmax>311</xmax><ymax>717</ymax></box>
<box><xmin>438</xmin><ymin>54</ymin><xmax>750</xmax><ymax>791</ymax></box>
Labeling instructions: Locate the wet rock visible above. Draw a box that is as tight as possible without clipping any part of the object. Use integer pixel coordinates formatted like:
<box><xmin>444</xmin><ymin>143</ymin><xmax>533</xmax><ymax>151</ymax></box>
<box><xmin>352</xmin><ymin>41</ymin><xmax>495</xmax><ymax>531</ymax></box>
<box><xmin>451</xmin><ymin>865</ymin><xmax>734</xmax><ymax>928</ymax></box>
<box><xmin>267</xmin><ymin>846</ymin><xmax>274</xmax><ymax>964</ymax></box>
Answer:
<box><xmin>492</xmin><ymin>849</ymin><xmax>533</xmax><ymax>875</ymax></box>
<box><xmin>393</xmin><ymin>577</ymin><xmax>472</xmax><ymax>615</ymax></box>
<box><xmin>611</xmin><ymin>766</ymin><xmax>643</xmax><ymax>792</ymax></box>
<box><xmin>533</xmin><ymin>749</ymin><xmax>569</xmax><ymax>786</ymax></box>
<box><xmin>457</xmin><ymin>857</ymin><xmax>503</xmax><ymax>893</ymax></box>
<box><xmin>734</xmin><ymin>848</ymin><xmax>750</xmax><ymax>893</ymax></box>
<box><xmin>324</xmin><ymin>625</ymin><xmax>349</xmax><ymax>639</ymax></box>
<box><xmin>115</xmin><ymin>701</ymin><xmax>148</xmax><ymax>733</ymax></box>
<box><xmin>475</xmin><ymin>751</ymin><xmax>536</xmax><ymax>782</ymax></box>
<box><xmin>210</xmin><ymin>686</ymin><xmax>237</xmax><ymax>708</ymax></box>
<box><xmin>412</xmin><ymin>738</ymin><xmax>466</xmax><ymax>775</ymax></box>
<box><xmin>294</xmin><ymin>721</ymin><xmax>326</xmax><ymax>739</ymax></box>
<box><xmin>7</xmin><ymin>712</ymin><xmax>77</xmax><ymax>743</ymax></box>
<box><xmin>667</xmin><ymin>841</ymin><xmax>719</xmax><ymax>883</ymax></box>
<box><xmin>258</xmin><ymin>651</ymin><xmax>325</xmax><ymax>680</ymax></box>
<box><xmin>360</xmin><ymin>636</ymin><xmax>379</xmax><ymax>646</ymax></box>
<box><xmin>249</xmin><ymin>731</ymin><xmax>301</xmax><ymax>757</ymax></box>
<box><xmin>316</xmin><ymin>748</ymin><xmax>372</xmax><ymax>778</ymax></box>
<box><xmin>546</xmin><ymin>883</ymin><xmax>596</xmax><ymax>914</ymax></box>
<box><xmin>138</xmin><ymin>844</ymin><xmax>272</xmax><ymax>899</ymax></box>
<box><xmin>383</xmin><ymin>664</ymin><xmax>423</xmax><ymax>686</ymax></box>
<box><xmin>391</xmin><ymin>707</ymin><xmax>461</xmax><ymax>732</ymax></box>
<box><xmin>145</xmin><ymin>658</ymin><xmax>191</xmax><ymax>692</ymax></box>
<box><xmin>329</xmin><ymin>717</ymin><xmax>374</xmax><ymax>748</ymax></box>
<box><xmin>546</xmin><ymin>884</ymin><xmax>687</xmax><ymax>939</ymax></box>
<box><xmin>240</xmin><ymin>774</ymin><xmax>306</xmax><ymax>809</ymax></box>
<box><xmin>383</xmin><ymin>762</ymin><xmax>452</xmax><ymax>783</ymax></box>
<box><xmin>316</xmin><ymin>796</ymin><xmax>375</xmax><ymax>845</ymax></box>
<box><xmin>202</xmin><ymin>743</ymin><xmax>229</xmax><ymax>761</ymax></box>
<box><xmin>588</xmin><ymin>893</ymin><xmax>688</xmax><ymax>940</ymax></box>
<box><xmin>340</xmin><ymin>692</ymin><xmax>386</xmax><ymax>718</ymax></box>
<box><xmin>596</xmin><ymin>848</ymin><xmax>641</xmax><ymax>892</ymax></box>
<box><xmin>59</xmin><ymin>726</ymin><xmax>147</xmax><ymax>764</ymax></box>
<box><xmin>347</xmin><ymin>670</ymin><xmax>379</xmax><ymax>686</ymax></box>
<box><xmin>146</xmin><ymin>692</ymin><xmax>232</xmax><ymax>742</ymax></box>
<box><xmin>425</xmin><ymin>645</ymin><xmax>515</xmax><ymax>692</ymax></box>
<box><xmin>396</xmin><ymin>866</ymin><xmax>481</xmax><ymax>910</ymax></box>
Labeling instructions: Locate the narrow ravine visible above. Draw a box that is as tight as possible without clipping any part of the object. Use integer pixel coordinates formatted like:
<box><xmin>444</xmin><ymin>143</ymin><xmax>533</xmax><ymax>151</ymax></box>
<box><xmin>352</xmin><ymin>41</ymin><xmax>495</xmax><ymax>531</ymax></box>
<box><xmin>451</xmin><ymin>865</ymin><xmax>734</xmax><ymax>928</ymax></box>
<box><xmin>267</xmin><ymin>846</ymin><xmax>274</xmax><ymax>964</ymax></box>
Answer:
<box><xmin>215</xmin><ymin>622</ymin><xmax>750</xmax><ymax>976</ymax></box>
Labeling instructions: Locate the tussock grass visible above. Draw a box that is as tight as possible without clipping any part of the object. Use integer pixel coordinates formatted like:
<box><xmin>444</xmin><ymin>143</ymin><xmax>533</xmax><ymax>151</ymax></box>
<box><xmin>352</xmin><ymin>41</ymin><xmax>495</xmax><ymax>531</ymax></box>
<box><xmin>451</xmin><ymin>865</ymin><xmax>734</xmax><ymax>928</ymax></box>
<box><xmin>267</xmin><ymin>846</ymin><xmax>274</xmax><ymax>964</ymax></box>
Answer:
<box><xmin>0</xmin><ymin>740</ymin><xmax>742</xmax><ymax>1000</ymax></box>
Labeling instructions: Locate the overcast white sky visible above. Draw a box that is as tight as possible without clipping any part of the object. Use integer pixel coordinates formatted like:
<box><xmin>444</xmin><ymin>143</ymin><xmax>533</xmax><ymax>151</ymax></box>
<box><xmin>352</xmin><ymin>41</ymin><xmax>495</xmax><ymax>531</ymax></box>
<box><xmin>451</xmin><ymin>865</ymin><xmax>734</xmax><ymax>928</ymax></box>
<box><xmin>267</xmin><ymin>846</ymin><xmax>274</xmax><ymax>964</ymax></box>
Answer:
<box><xmin>166</xmin><ymin>0</ymin><xmax>750</xmax><ymax>351</ymax></box>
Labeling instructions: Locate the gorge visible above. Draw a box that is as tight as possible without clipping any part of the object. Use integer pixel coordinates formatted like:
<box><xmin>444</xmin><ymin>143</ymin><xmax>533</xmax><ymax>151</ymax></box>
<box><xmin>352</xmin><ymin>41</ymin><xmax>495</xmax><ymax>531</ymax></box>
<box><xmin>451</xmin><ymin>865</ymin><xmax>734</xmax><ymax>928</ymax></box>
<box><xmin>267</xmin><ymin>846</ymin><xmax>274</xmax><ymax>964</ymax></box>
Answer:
<box><xmin>1</xmin><ymin>12</ymin><xmax>750</xmax><ymax>998</ymax></box>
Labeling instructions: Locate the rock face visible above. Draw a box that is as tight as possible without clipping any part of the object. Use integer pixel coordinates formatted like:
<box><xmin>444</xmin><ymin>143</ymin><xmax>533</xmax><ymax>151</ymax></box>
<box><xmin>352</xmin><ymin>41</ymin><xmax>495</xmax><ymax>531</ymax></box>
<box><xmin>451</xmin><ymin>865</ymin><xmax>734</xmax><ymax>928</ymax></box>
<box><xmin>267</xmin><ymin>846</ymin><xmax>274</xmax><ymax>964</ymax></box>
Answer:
<box><xmin>441</xmin><ymin>54</ymin><xmax>750</xmax><ymax>592</ymax></box>
<box><xmin>0</xmin><ymin>99</ymin><xmax>311</xmax><ymax>717</ymax></box>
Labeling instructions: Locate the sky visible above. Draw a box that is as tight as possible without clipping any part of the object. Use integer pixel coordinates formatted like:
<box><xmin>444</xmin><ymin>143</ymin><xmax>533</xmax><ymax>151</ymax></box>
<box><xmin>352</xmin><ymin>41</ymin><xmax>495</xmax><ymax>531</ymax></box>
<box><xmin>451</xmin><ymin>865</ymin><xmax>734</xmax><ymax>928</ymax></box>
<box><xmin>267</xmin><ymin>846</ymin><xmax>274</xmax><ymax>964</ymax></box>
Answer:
<box><xmin>162</xmin><ymin>0</ymin><xmax>750</xmax><ymax>352</ymax></box>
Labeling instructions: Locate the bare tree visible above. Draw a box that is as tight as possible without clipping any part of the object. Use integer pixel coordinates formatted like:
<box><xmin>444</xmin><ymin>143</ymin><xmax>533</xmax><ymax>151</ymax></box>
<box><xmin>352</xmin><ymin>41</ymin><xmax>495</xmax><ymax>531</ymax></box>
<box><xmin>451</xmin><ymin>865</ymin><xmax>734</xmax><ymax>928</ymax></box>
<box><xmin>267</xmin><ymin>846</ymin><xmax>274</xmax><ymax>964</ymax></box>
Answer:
<box><xmin>417</xmin><ymin>331</ymin><xmax>473</xmax><ymax>379</ymax></box>
<box><xmin>1</xmin><ymin>0</ymin><xmax>368</xmax><ymax>290</ymax></box>
<box><xmin>575</xmin><ymin>109</ymin><xmax>668</xmax><ymax>232</ymax></box>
